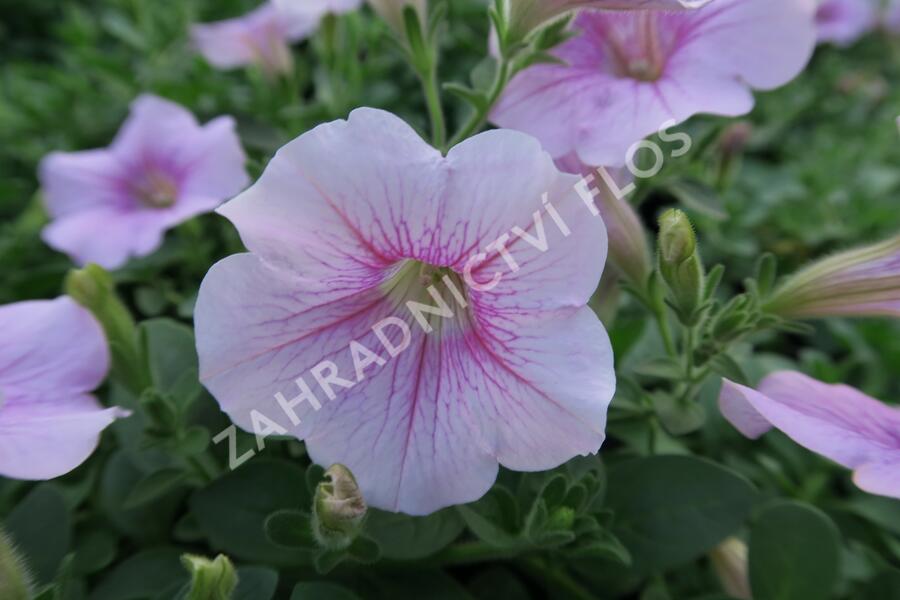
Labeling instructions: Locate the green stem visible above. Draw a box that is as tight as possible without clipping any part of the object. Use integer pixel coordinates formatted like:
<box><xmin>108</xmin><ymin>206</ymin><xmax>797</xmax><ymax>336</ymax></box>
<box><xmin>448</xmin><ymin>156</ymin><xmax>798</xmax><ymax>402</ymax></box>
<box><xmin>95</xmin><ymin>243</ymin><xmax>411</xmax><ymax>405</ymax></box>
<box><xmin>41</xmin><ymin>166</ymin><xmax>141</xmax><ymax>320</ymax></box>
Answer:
<box><xmin>419</xmin><ymin>66</ymin><xmax>447</xmax><ymax>149</ymax></box>
<box><xmin>654</xmin><ymin>305</ymin><xmax>677</xmax><ymax>358</ymax></box>
<box><xmin>447</xmin><ymin>59</ymin><xmax>512</xmax><ymax>149</ymax></box>
<box><xmin>425</xmin><ymin>541</ymin><xmax>519</xmax><ymax>567</ymax></box>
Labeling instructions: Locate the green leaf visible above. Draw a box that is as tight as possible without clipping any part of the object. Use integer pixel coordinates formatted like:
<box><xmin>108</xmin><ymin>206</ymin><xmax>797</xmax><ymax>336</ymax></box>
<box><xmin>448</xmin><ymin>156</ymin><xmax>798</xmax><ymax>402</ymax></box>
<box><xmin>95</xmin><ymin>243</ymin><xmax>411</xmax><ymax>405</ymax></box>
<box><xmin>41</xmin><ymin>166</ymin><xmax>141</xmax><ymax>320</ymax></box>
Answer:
<box><xmin>92</xmin><ymin>548</ymin><xmax>188</xmax><ymax>600</ymax></box>
<box><xmin>233</xmin><ymin>567</ymin><xmax>278</xmax><ymax>600</ymax></box>
<box><xmin>606</xmin><ymin>455</ymin><xmax>756</xmax><ymax>574</ymax></box>
<box><xmin>190</xmin><ymin>460</ymin><xmax>311</xmax><ymax>566</ymax></box>
<box><xmin>139</xmin><ymin>318</ymin><xmax>200</xmax><ymax>399</ymax></box>
<box><xmin>313</xmin><ymin>548</ymin><xmax>347</xmax><ymax>575</ymax></box>
<box><xmin>709</xmin><ymin>353</ymin><xmax>751</xmax><ymax>386</ymax></box>
<box><xmin>5</xmin><ymin>484</ymin><xmax>72</xmax><ymax>585</ymax></box>
<box><xmin>264</xmin><ymin>510</ymin><xmax>316</xmax><ymax>549</ymax></box>
<box><xmin>748</xmin><ymin>501</ymin><xmax>841</xmax><ymax>600</ymax></box>
<box><xmin>861</xmin><ymin>569</ymin><xmax>900</xmax><ymax>599</ymax></box>
<box><xmin>290</xmin><ymin>582</ymin><xmax>361</xmax><ymax>600</ymax></box>
<box><xmin>457</xmin><ymin>487</ymin><xmax>521</xmax><ymax>549</ymax></box>
<box><xmin>364</xmin><ymin>507</ymin><xmax>464</xmax><ymax>560</ymax></box>
<box><xmin>70</xmin><ymin>526</ymin><xmax>117</xmax><ymax>575</ymax></box>
<box><xmin>568</xmin><ymin>529</ymin><xmax>632</xmax><ymax>566</ymax></box>
<box><xmin>665</xmin><ymin>178</ymin><xmax>728</xmax><ymax>221</ymax></box>
<box><xmin>347</xmin><ymin>535</ymin><xmax>380</xmax><ymax>563</ymax></box>
<box><xmin>124</xmin><ymin>468</ymin><xmax>189</xmax><ymax>510</ymax></box>
<box><xmin>99</xmin><ymin>450</ymin><xmax>184</xmax><ymax>543</ymax></box>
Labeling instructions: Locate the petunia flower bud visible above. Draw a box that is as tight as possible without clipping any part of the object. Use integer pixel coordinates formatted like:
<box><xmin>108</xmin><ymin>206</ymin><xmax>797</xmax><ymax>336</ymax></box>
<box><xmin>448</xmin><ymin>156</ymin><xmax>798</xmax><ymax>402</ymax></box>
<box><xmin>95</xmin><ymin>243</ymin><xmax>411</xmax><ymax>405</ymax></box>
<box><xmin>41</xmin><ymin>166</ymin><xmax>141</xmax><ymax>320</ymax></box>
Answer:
<box><xmin>597</xmin><ymin>173</ymin><xmax>652</xmax><ymax>287</ymax></box>
<box><xmin>66</xmin><ymin>264</ymin><xmax>150</xmax><ymax>393</ymax></box>
<box><xmin>181</xmin><ymin>554</ymin><xmax>238</xmax><ymax>600</ymax></box>
<box><xmin>657</xmin><ymin>208</ymin><xmax>705</xmax><ymax>321</ymax></box>
<box><xmin>764</xmin><ymin>234</ymin><xmax>900</xmax><ymax>319</ymax></box>
<box><xmin>369</xmin><ymin>0</ymin><xmax>426</xmax><ymax>35</ymax></box>
<box><xmin>710</xmin><ymin>537</ymin><xmax>751</xmax><ymax>600</ymax></box>
<box><xmin>312</xmin><ymin>464</ymin><xmax>367</xmax><ymax>550</ymax></box>
<box><xmin>0</xmin><ymin>529</ymin><xmax>33</xmax><ymax>600</ymax></box>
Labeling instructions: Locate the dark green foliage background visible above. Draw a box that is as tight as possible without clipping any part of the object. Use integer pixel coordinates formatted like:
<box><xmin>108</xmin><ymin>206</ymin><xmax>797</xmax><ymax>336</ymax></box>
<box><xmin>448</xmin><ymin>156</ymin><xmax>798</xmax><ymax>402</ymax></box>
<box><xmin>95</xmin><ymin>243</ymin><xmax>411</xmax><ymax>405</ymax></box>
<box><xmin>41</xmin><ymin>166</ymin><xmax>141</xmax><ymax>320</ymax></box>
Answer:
<box><xmin>1</xmin><ymin>0</ymin><xmax>900</xmax><ymax>598</ymax></box>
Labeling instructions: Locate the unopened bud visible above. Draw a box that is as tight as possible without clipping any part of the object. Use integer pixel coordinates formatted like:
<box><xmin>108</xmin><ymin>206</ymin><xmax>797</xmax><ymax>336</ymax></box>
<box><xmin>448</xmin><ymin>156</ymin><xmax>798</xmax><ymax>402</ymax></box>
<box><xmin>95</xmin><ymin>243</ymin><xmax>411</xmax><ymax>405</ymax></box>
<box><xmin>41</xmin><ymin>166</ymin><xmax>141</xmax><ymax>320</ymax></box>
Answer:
<box><xmin>765</xmin><ymin>234</ymin><xmax>900</xmax><ymax>319</ymax></box>
<box><xmin>65</xmin><ymin>264</ymin><xmax>149</xmax><ymax>393</ymax></box>
<box><xmin>657</xmin><ymin>209</ymin><xmax>705</xmax><ymax>321</ymax></box>
<box><xmin>547</xmin><ymin>506</ymin><xmax>576</xmax><ymax>531</ymax></box>
<box><xmin>710</xmin><ymin>537</ymin><xmax>751</xmax><ymax>600</ymax></box>
<box><xmin>0</xmin><ymin>529</ymin><xmax>34</xmax><ymax>600</ymax></box>
<box><xmin>312</xmin><ymin>464</ymin><xmax>367</xmax><ymax>550</ymax></box>
<box><xmin>598</xmin><ymin>171</ymin><xmax>652</xmax><ymax>287</ymax></box>
<box><xmin>181</xmin><ymin>554</ymin><xmax>238</xmax><ymax>600</ymax></box>
<box><xmin>369</xmin><ymin>0</ymin><xmax>426</xmax><ymax>35</ymax></box>
<box><xmin>718</xmin><ymin>121</ymin><xmax>752</xmax><ymax>160</ymax></box>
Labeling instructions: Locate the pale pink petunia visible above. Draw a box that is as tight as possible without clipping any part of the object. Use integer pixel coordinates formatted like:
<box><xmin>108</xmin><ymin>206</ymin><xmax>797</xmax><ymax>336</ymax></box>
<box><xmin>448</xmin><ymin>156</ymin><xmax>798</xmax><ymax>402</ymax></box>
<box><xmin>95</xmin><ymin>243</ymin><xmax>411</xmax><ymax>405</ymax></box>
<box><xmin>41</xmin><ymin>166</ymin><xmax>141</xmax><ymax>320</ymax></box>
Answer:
<box><xmin>765</xmin><ymin>235</ymin><xmax>900</xmax><ymax>319</ymax></box>
<box><xmin>192</xmin><ymin>1</ymin><xmax>361</xmax><ymax>74</ymax></box>
<box><xmin>815</xmin><ymin>0</ymin><xmax>878</xmax><ymax>46</ymax></box>
<box><xmin>720</xmin><ymin>372</ymin><xmax>900</xmax><ymax>500</ymax></box>
<box><xmin>492</xmin><ymin>0</ymin><xmax>817</xmax><ymax>167</ymax></box>
<box><xmin>506</xmin><ymin>0</ymin><xmax>713</xmax><ymax>41</ymax></box>
<box><xmin>0</xmin><ymin>297</ymin><xmax>129</xmax><ymax>480</ymax></box>
<box><xmin>39</xmin><ymin>95</ymin><xmax>249</xmax><ymax>270</ymax></box>
<box><xmin>195</xmin><ymin>108</ymin><xmax>615</xmax><ymax>515</ymax></box>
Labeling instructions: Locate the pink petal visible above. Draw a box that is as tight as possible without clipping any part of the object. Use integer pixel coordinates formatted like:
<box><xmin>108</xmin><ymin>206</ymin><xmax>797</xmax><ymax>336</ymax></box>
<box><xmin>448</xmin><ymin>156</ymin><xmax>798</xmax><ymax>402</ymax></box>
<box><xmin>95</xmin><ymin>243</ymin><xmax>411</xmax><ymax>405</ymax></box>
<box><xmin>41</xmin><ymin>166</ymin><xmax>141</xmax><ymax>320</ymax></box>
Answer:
<box><xmin>675</xmin><ymin>0</ymin><xmax>816</xmax><ymax>91</ymax></box>
<box><xmin>0</xmin><ymin>395</ymin><xmax>128</xmax><ymax>480</ymax></box>
<box><xmin>0</xmin><ymin>297</ymin><xmax>108</xmax><ymax>396</ymax></box>
<box><xmin>719</xmin><ymin>372</ymin><xmax>900</xmax><ymax>499</ymax></box>
<box><xmin>0</xmin><ymin>297</ymin><xmax>126</xmax><ymax>480</ymax></box>
<box><xmin>39</xmin><ymin>149</ymin><xmax>126</xmax><ymax>219</ymax></box>
<box><xmin>853</xmin><ymin>458</ymin><xmax>900</xmax><ymax>499</ymax></box>
<box><xmin>178</xmin><ymin>116</ymin><xmax>249</xmax><ymax>200</ymax></box>
<box><xmin>815</xmin><ymin>0</ymin><xmax>877</xmax><ymax>46</ymax></box>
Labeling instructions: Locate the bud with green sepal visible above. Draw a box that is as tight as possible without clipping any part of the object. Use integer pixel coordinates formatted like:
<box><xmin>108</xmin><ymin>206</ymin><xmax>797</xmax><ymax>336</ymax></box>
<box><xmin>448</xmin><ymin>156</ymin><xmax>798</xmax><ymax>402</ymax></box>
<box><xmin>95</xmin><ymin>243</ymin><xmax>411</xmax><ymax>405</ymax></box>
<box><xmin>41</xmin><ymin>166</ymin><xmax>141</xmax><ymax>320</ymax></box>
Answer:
<box><xmin>312</xmin><ymin>464</ymin><xmax>367</xmax><ymax>551</ymax></box>
<box><xmin>0</xmin><ymin>528</ymin><xmax>34</xmax><ymax>600</ymax></box>
<box><xmin>65</xmin><ymin>264</ymin><xmax>151</xmax><ymax>394</ymax></box>
<box><xmin>657</xmin><ymin>209</ymin><xmax>706</xmax><ymax>325</ymax></box>
<box><xmin>180</xmin><ymin>554</ymin><xmax>238</xmax><ymax>600</ymax></box>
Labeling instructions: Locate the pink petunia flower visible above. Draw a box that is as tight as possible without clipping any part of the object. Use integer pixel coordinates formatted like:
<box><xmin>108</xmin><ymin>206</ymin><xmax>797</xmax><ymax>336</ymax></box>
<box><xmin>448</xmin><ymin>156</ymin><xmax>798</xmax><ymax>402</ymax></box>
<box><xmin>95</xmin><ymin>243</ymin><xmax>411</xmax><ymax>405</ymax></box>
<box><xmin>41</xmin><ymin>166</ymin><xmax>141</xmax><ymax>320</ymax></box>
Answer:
<box><xmin>492</xmin><ymin>0</ymin><xmax>817</xmax><ymax>167</ymax></box>
<box><xmin>765</xmin><ymin>234</ymin><xmax>900</xmax><ymax>319</ymax></box>
<box><xmin>506</xmin><ymin>0</ymin><xmax>713</xmax><ymax>41</ymax></box>
<box><xmin>0</xmin><ymin>297</ymin><xmax>129</xmax><ymax>480</ymax></box>
<box><xmin>39</xmin><ymin>95</ymin><xmax>249</xmax><ymax>270</ymax></box>
<box><xmin>192</xmin><ymin>1</ymin><xmax>360</xmax><ymax>75</ymax></box>
<box><xmin>195</xmin><ymin>108</ymin><xmax>615</xmax><ymax>515</ymax></box>
<box><xmin>720</xmin><ymin>372</ymin><xmax>900</xmax><ymax>500</ymax></box>
<box><xmin>814</xmin><ymin>0</ymin><xmax>877</xmax><ymax>46</ymax></box>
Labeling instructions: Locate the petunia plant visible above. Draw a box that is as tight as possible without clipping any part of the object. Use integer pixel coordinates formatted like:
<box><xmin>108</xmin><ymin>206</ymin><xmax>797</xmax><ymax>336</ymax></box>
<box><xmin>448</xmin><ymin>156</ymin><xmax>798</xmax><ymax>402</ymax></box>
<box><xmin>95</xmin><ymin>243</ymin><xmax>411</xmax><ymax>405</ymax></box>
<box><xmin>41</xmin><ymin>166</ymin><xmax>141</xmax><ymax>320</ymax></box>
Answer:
<box><xmin>1</xmin><ymin>0</ymin><xmax>900</xmax><ymax>598</ymax></box>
